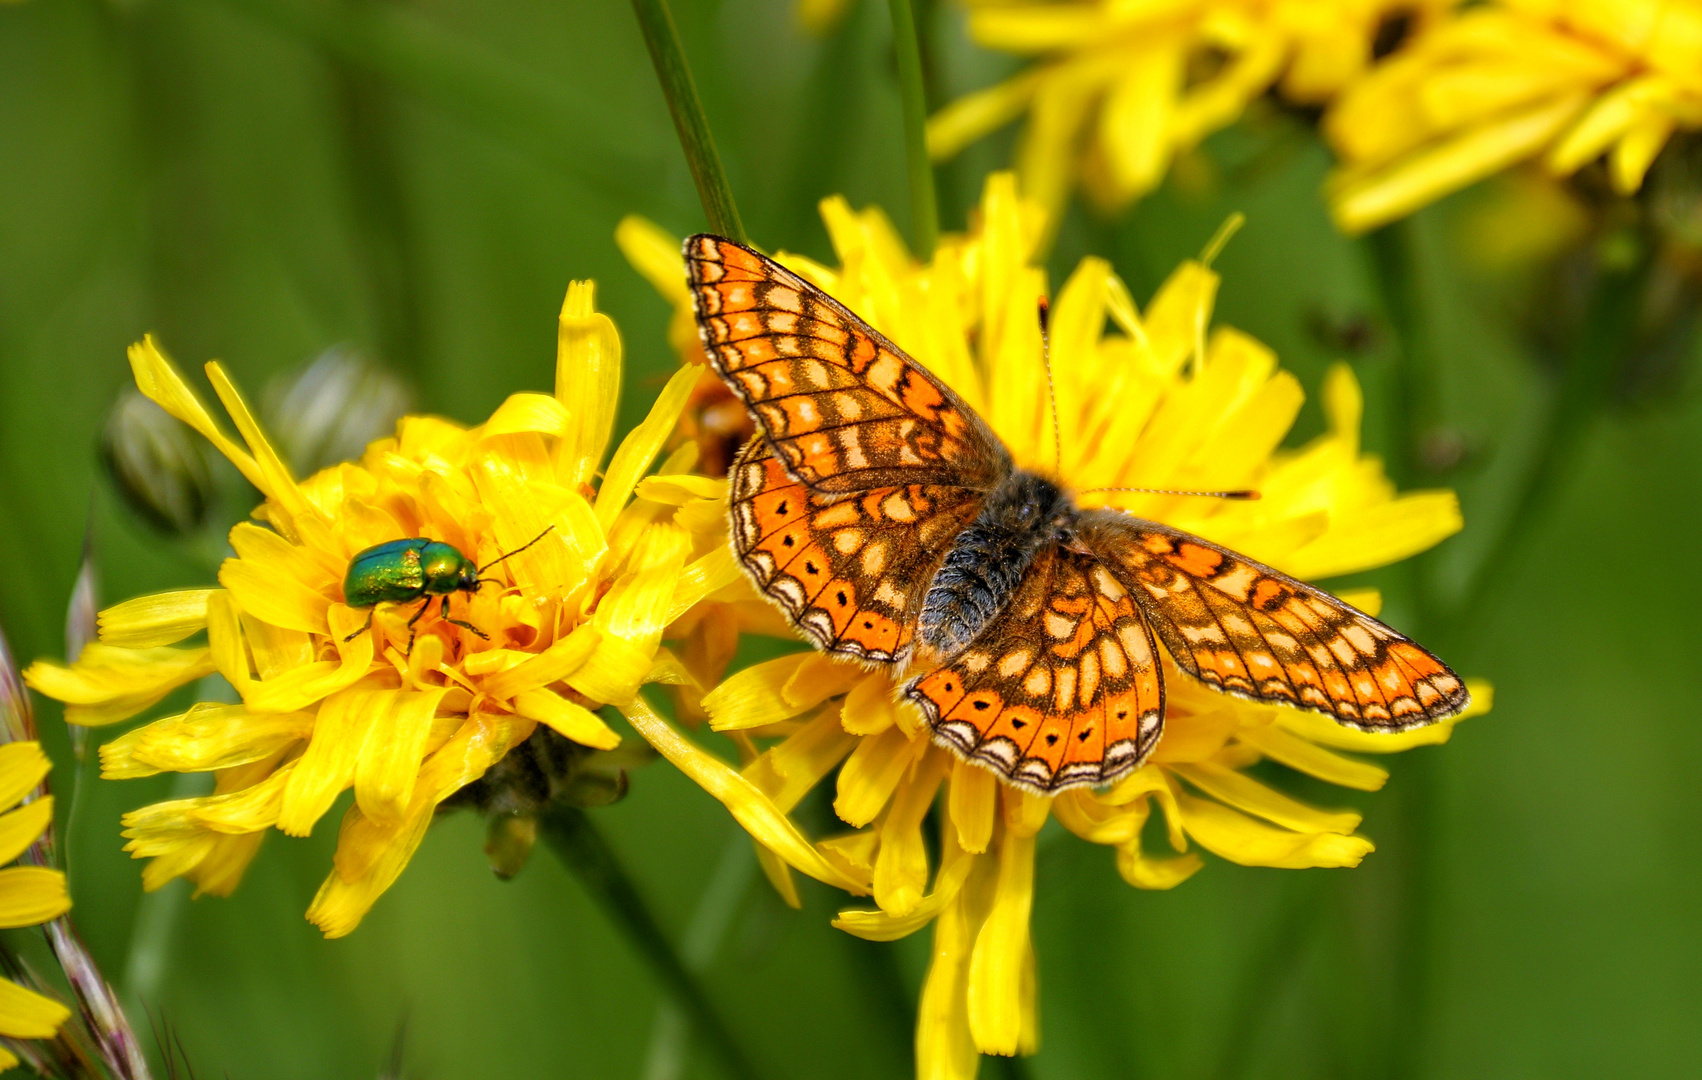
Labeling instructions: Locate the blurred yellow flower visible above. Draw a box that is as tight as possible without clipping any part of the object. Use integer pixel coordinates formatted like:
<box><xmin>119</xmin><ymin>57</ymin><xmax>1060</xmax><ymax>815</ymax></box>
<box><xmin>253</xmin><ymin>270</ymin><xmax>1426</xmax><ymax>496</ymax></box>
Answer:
<box><xmin>621</xmin><ymin>174</ymin><xmax>1490</xmax><ymax>1076</ymax></box>
<box><xmin>928</xmin><ymin>0</ymin><xmax>1450</xmax><ymax>228</ymax></box>
<box><xmin>0</xmin><ymin>742</ymin><xmax>72</xmax><ymax>1069</ymax></box>
<box><xmin>1326</xmin><ymin>0</ymin><xmax>1702</xmax><ymax>233</ymax></box>
<box><xmin>25</xmin><ymin>284</ymin><xmax>739</xmax><ymax>937</ymax></box>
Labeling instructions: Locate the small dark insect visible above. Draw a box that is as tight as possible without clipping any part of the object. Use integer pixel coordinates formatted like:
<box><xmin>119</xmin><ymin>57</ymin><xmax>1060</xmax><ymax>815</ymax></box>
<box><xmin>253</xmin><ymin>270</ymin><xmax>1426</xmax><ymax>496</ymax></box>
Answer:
<box><xmin>341</xmin><ymin>526</ymin><xmax>554</xmax><ymax>653</ymax></box>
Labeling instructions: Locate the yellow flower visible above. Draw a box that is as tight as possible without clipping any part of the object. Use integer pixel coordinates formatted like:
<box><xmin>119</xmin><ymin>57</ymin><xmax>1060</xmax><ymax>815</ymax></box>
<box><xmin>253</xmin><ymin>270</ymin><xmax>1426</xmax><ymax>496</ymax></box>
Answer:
<box><xmin>622</xmin><ymin>173</ymin><xmax>1491</xmax><ymax>1076</ymax></box>
<box><xmin>1325</xmin><ymin>0</ymin><xmax>1702</xmax><ymax>234</ymax></box>
<box><xmin>0</xmin><ymin>742</ymin><xmax>73</xmax><ymax>1069</ymax></box>
<box><xmin>927</xmin><ymin>0</ymin><xmax>1451</xmax><ymax>228</ymax></box>
<box><xmin>25</xmin><ymin>284</ymin><xmax>740</xmax><ymax>937</ymax></box>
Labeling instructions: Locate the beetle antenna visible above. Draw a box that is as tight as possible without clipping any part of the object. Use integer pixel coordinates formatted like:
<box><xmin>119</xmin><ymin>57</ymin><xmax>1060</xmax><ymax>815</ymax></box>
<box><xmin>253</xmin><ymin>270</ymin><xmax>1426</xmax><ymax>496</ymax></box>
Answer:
<box><xmin>1039</xmin><ymin>297</ymin><xmax>1061</xmax><ymax>474</ymax></box>
<box><xmin>476</xmin><ymin>524</ymin><xmax>555</xmax><ymax>574</ymax></box>
<box><xmin>1081</xmin><ymin>485</ymin><xmax>1261</xmax><ymax>500</ymax></box>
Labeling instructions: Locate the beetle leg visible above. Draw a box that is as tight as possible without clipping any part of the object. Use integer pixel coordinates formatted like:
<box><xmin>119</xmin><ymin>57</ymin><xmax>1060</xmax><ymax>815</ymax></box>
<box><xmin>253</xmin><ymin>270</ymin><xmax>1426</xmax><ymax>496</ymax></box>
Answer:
<box><xmin>404</xmin><ymin>596</ymin><xmax>433</xmax><ymax>654</ymax></box>
<box><xmin>342</xmin><ymin>610</ymin><xmax>374</xmax><ymax>643</ymax></box>
<box><xmin>440</xmin><ymin>595</ymin><xmax>489</xmax><ymax>640</ymax></box>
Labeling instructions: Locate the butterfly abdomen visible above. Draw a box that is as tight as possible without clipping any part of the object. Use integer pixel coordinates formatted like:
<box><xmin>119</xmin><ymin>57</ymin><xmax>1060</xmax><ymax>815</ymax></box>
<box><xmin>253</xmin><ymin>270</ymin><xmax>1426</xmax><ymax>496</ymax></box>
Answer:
<box><xmin>918</xmin><ymin>471</ymin><xmax>1076</xmax><ymax>654</ymax></box>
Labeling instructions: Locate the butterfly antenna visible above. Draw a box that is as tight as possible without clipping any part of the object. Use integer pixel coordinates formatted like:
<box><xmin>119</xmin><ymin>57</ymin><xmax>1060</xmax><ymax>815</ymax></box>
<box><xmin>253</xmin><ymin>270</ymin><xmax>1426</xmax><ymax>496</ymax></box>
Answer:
<box><xmin>476</xmin><ymin>524</ymin><xmax>556</xmax><ymax>574</ymax></box>
<box><xmin>1082</xmin><ymin>485</ymin><xmax>1261</xmax><ymax>501</ymax></box>
<box><xmin>1039</xmin><ymin>297</ymin><xmax>1061</xmax><ymax>473</ymax></box>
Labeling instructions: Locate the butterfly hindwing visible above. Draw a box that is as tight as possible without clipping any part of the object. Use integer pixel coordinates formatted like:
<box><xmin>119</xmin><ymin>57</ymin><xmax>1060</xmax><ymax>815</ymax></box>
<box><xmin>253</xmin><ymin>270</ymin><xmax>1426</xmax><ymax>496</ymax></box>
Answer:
<box><xmin>905</xmin><ymin>544</ymin><xmax>1165</xmax><ymax>792</ymax></box>
<box><xmin>1079</xmin><ymin>511</ymin><xmax>1468</xmax><ymax>730</ymax></box>
<box><xmin>729</xmin><ymin>438</ymin><xmax>986</xmax><ymax>662</ymax></box>
<box><xmin>685</xmin><ymin>235</ymin><xmax>1007</xmax><ymax>495</ymax></box>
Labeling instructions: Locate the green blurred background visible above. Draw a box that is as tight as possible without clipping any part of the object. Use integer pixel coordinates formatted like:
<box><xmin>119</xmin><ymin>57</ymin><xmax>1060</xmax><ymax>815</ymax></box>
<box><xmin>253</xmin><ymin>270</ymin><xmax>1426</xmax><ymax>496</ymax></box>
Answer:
<box><xmin>3</xmin><ymin>0</ymin><xmax>1701</xmax><ymax>1076</ymax></box>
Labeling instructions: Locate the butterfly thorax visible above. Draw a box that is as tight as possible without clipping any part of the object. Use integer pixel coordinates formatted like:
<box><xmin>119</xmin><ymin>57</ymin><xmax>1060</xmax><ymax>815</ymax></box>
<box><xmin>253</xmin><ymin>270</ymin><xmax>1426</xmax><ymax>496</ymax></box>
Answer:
<box><xmin>917</xmin><ymin>470</ymin><xmax>1078</xmax><ymax>655</ymax></box>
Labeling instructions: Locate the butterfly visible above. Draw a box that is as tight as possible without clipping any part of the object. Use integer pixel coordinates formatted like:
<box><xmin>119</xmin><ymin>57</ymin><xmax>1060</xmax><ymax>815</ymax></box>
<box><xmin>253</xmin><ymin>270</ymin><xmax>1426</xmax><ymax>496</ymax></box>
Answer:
<box><xmin>684</xmin><ymin>235</ymin><xmax>1469</xmax><ymax>794</ymax></box>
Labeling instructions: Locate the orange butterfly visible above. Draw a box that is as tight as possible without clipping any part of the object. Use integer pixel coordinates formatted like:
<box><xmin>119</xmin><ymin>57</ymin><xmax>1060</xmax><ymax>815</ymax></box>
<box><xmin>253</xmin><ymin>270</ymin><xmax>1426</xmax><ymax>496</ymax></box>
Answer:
<box><xmin>684</xmin><ymin>235</ymin><xmax>1469</xmax><ymax>794</ymax></box>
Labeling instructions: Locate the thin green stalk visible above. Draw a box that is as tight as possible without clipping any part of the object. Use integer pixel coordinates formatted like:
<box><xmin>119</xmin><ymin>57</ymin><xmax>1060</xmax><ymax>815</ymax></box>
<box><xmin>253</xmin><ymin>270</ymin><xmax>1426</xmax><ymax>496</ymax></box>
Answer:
<box><xmin>629</xmin><ymin>0</ymin><xmax>747</xmax><ymax>244</ymax></box>
<box><xmin>887</xmin><ymin>0</ymin><xmax>939</xmax><ymax>256</ymax></box>
<box><xmin>539</xmin><ymin>807</ymin><xmax>765</xmax><ymax>1080</ymax></box>
<box><xmin>1359</xmin><ymin>221</ymin><xmax>1445</xmax><ymax>1080</ymax></box>
<box><xmin>1449</xmin><ymin>262</ymin><xmax>1641</xmax><ymax>628</ymax></box>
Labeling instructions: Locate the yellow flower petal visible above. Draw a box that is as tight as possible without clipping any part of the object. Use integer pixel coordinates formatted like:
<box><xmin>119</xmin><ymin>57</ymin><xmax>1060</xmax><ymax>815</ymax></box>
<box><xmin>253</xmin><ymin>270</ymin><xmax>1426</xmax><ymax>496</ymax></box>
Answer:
<box><xmin>1237</xmin><ymin>723</ymin><xmax>1388</xmax><ymax>791</ymax></box>
<box><xmin>240</xmin><ymin>606</ymin><xmax>374</xmax><ymax>713</ymax></box>
<box><xmin>968</xmin><ymin>815</ymin><xmax>1038</xmax><ymax>1055</ymax></box>
<box><xmin>916</xmin><ymin>870</ymin><xmax>987</xmax><ymax>1080</ymax></box>
<box><xmin>1284</xmin><ymin>490</ymin><xmax>1463</xmax><ymax>580</ymax></box>
<box><xmin>926</xmin><ymin>69</ymin><xmax>1046</xmax><ymax>162</ymax></box>
<box><xmin>835</xmin><ymin>832</ymin><xmax>978</xmax><ymax>942</ymax></box>
<box><xmin>622</xmin><ymin>696</ymin><xmax>865</xmax><ymax>893</ymax></box>
<box><xmin>594</xmin><ymin>364</ymin><xmax>699</xmax><ymax>529</ymax></box>
<box><xmin>482</xmin><ymin>392</ymin><xmax>571</xmax><ymax>438</ymax></box>
<box><xmin>278</xmin><ymin>688</ymin><xmax>391</xmax><ymax>837</ymax></box>
<box><xmin>1331</xmin><ymin>92</ymin><xmax>1589</xmax><ymax>234</ymax></box>
<box><xmin>307</xmin><ymin>802</ymin><xmax>434</xmax><ymax>939</ymax></box>
<box><xmin>555</xmin><ymin>281</ymin><xmax>623</xmax><ymax>486</ymax></box>
<box><xmin>480</xmin><ymin>623</ymin><xmax>600</xmax><ymax>701</ymax></box>
<box><xmin>744</xmin><ymin>704</ymin><xmax>859</xmax><ymax>810</ymax></box>
<box><xmin>614</xmin><ymin>216</ymin><xmax>690</xmax><ymax>307</ymax></box>
<box><xmin>127</xmin><ymin>336</ymin><xmax>268</xmax><ymax>496</ymax></box>
<box><xmin>874</xmin><ymin>750</ymin><xmax>949</xmax><ymax>916</ymax></box>
<box><xmin>1174</xmin><ymin>788</ymin><xmax>1373</xmax><ymax>869</ymax></box>
<box><xmin>834</xmin><ymin>724</ymin><xmax>927</xmax><ymax>829</ymax></box>
<box><xmin>0</xmin><ymin>799</ymin><xmax>52</xmax><ymax>866</ymax></box>
<box><xmin>0</xmin><ymin>867</ymin><xmax>70</xmax><ymax>928</ymax></box>
<box><xmin>203</xmin><ymin>361</ymin><xmax>321</xmax><ymax>528</ymax></box>
<box><xmin>24</xmin><ymin>645</ymin><xmax>215</xmax><ymax>728</ymax></box>
<box><xmin>1172</xmin><ymin>761</ymin><xmax>1361</xmax><ymax>834</ymax></box>
<box><xmin>1116</xmin><ymin>845</ymin><xmax>1204</xmax><ymax>890</ymax></box>
<box><xmin>948</xmin><ymin>761</ymin><xmax>998</xmax><ymax>854</ymax></box>
<box><xmin>354</xmin><ymin>688</ymin><xmax>450</xmax><ymax>825</ymax></box>
<box><xmin>97</xmin><ymin>588</ymin><xmax>216</xmax><ymax>648</ymax></box>
<box><xmin>512</xmin><ymin>688</ymin><xmax>621</xmax><ymax>750</ymax></box>
<box><xmin>704</xmin><ymin>653</ymin><xmax>853</xmax><ymax>730</ymax></box>
<box><xmin>0</xmin><ymin>977</ymin><xmax>71</xmax><ymax>1040</ymax></box>
<box><xmin>0</xmin><ymin>743</ymin><xmax>51</xmax><ymax>816</ymax></box>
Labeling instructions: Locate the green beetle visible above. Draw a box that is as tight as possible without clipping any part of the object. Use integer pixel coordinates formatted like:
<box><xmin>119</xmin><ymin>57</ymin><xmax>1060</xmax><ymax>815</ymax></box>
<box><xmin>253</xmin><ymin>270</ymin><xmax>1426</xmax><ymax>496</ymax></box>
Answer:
<box><xmin>342</xmin><ymin>526</ymin><xmax>553</xmax><ymax>652</ymax></box>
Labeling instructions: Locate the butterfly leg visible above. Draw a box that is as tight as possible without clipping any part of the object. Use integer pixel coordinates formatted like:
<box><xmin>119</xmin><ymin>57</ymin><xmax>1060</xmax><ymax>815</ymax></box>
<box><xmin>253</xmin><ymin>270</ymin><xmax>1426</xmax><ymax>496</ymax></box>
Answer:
<box><xmin>440</xmin><ymin>595</ymin><xmax>489</xmax><ymax>640</ymax></box>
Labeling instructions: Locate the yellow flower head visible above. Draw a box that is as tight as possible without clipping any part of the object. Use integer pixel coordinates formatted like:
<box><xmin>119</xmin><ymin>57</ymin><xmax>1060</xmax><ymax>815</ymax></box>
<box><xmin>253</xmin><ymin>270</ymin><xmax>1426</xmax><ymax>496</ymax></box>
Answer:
<box><xmin>621</xmin><ymin>174</ymin><xmax>1490</xmax><ymax>1076</ymax></box>
<box><xmin>928</xmin><ymin>0</ymin><xmax>1452</xmax><ymax>227</ymax></box>
<box><xmin>0</xmin><ymin>742</ymin><xmax>73</xmax><ymax>1068</ymax></box>
<box><xmin>1326</xmin><ymin>0</ymin><xmax>1702</xmax><ymax>233</ymax></box>
<box><xmin>25</xmin><ymin>284</ymin><xmax>739</xmax><ymax>937</ymax></box>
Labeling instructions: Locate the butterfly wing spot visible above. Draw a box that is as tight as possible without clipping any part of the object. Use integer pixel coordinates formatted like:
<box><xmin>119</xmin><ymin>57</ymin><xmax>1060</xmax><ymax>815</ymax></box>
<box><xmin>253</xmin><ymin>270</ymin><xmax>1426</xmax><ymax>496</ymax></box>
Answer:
<box><xmin>1023</xmin><ymin>664</ymin><xmax>1051</xmax><ymax>698</ymax></box>
<box><xmin>997</xmin><ymin>647</ymin><xmax>1033</xmax><ymax>678</ymax></box>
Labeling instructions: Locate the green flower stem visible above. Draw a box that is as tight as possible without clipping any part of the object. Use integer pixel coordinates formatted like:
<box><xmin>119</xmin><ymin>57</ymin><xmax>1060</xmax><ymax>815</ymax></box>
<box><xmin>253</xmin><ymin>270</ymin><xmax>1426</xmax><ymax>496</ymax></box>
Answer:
<box><xmin>539</xmin><ymin>807</ymin><xmax>764</xmax><ymax>1080</ymax></box>
<box><xmin>1359</xmin><ymin>220</ymin><xmax>1446</xmax><ymax>1080</ymax></box>
<box><xmin>887</xmin><ymin>0</ymin><xmax>940</xmax><ymax>257</ymax></box>
<box><xmin>1451</xmin><ymin>261</ymin><xmax>1641</xmax><ymax>624</ymax></box>
<box><xmin>629</xmin><ymin>0</ymin><xmax>747</xmax><ymax>245</ymax></box>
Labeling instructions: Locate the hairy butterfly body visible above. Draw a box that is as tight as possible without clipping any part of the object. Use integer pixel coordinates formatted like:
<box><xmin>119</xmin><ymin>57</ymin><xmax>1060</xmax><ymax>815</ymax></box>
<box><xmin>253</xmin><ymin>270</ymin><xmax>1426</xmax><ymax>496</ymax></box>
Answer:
<box><xmin>687</xmin><ymin>235</ymin><xmax>1469</xmax><ymax>794</ymax></box>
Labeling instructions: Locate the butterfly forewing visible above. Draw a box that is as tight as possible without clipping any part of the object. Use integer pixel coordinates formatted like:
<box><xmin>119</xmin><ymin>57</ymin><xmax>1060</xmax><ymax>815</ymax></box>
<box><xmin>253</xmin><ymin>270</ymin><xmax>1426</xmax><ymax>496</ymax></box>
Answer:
<box><xmin>729</xmin><ymin>438</ymin><xmax>986</xmax><ymax>662</ymax></box>
<box><xmin>685</xmin><ymin>235</ymin><xmax>1006</xmax><ymax>495</ymax></box>
<box><xmin>905</xmin><ymin>545</ymin><xmax>1165</xmax><ymax>792</ymax></box>
<box><xmin>1079</xmin><ymin>512</ymin><xmax>1468</xmax><ymax>730</ymax></box>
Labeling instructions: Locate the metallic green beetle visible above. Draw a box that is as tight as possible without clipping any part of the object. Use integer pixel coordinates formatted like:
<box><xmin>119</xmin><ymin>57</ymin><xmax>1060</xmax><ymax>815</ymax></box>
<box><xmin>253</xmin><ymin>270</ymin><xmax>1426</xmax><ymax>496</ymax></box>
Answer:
<box><xmin>342</xmin><ymin>526</ymin><xmax>553</xmax><ymax>652</ymax></box>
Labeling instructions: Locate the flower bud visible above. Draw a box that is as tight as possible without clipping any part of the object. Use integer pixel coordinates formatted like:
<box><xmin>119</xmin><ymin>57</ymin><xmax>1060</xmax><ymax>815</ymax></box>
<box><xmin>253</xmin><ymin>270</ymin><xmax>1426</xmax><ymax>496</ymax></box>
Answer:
<box><xmin>99</xmin><ymin>390</ymin><xmax>215</xmax><ymax>537</ymax></box>
<box><xmin>263</xmin><ymin>346</ymin><xmax>414</xmax><ymax>477</ymax></box>
<box><xmin>440</xmin><ymin>726</ymin><xmax>655</xmax><ymax>880</ymax></box>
